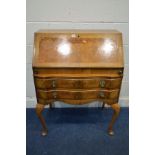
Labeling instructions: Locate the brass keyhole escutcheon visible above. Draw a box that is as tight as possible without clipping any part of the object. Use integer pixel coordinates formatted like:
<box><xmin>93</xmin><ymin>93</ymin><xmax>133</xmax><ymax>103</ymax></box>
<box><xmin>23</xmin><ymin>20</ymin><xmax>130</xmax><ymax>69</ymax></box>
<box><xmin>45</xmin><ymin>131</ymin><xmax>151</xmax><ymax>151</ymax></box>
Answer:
<box><xmin>71</xmin><ymin>34</ymin><xmax>80</xmax><ymax>38</ymax></box>
<box><xmin>100</xmin><ymin>80</ymin><xmax>105</xmax><ymax>88</ymax></box>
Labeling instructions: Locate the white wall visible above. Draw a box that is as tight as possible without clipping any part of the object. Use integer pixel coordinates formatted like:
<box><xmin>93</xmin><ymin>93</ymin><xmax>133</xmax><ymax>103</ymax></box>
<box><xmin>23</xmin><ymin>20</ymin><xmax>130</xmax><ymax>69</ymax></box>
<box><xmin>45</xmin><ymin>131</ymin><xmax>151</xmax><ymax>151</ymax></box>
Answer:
<box><xmin>26</xmin><ymin>0</ymin><xmax>129</xmax><ymax>107</ymax></box>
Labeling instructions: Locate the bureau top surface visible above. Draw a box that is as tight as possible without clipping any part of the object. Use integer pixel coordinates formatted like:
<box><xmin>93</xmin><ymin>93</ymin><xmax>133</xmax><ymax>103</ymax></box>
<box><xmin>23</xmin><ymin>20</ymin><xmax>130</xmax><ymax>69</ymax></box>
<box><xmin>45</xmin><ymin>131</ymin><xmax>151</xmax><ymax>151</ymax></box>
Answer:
<box><xmin>35</xmin><ymin>29</ymin><xmax>121</xmax><ymax>33</ymax></box>
<box><xmin>33</xmin><ymin>29</ymin><xmax>124</xmax><ymax>68</ymax></box>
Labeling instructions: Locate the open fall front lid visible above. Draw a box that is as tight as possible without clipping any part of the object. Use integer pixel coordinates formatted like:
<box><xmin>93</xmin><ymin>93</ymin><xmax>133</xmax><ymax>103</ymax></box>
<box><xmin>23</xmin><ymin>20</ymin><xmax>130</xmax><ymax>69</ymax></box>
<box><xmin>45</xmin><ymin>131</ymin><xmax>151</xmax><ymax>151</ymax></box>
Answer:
<box><xmin>32</xmin><ymin>30</ymin><xmax>124</xmax><ymax>68</ymax></box>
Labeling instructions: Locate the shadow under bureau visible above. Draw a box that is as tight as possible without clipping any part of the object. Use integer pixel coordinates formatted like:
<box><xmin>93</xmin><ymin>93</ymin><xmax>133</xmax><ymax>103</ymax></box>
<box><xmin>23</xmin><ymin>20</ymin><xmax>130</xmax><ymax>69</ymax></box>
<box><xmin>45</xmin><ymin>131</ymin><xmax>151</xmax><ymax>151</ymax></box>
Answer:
<box><xmin>32</xmin><ymin>30</ymin><xmax>124</xmax><ymax>136</ymax></box>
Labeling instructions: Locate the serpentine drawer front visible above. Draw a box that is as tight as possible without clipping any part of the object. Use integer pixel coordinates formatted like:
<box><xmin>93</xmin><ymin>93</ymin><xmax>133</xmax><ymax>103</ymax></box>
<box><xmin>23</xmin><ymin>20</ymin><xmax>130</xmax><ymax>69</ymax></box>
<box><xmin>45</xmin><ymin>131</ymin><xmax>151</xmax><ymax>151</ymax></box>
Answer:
<box><xmin>36</xmin><ymin>89</ymin><xmax>120</xmax><ymax>100</ymax></box>
<box><xmin>32</xmin><ymin>30</ymin><xmax>124</xmax><ymax>136</ymax></box>
<box><xmin>34</xmin><ymin>78</ymin><xmax>122</xmax><ymax>89</ymax></box>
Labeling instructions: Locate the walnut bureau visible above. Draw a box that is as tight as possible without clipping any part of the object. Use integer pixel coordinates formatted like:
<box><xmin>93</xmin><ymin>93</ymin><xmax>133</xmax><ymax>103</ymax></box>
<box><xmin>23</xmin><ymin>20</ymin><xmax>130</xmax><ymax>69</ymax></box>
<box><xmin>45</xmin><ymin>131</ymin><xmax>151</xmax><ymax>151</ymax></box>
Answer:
<box><xmin>32</xmin><ymin>30</ymin><xmax>124</xmax><ymax>136</ymax></box>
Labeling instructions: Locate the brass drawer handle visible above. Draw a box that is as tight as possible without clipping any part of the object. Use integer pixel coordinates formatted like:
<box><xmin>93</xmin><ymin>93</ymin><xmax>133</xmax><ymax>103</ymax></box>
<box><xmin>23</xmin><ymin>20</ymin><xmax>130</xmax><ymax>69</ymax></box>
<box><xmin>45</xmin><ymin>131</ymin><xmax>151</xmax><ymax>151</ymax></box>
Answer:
<box><xmin>52</xmin><ymin>80</ymin><xmax>56</xmax><ymax>88</ymax></box>
<box><xmin>118</xmin><ymin>70</ymin><xmax>123</xmax><ymax>74</ymax></box>
<box><xmin>99</xmin><ymin>92</ymin><xmax>105</xmax><ymax>98</ymax></box>
<box><xmin>52</xmin><ymin>92</ymin><xmax>57</xmax><ymax>99</ymax></box>
<box><xmin>100</xmin><ymin>80</ymin><xmax>105</xmax><ymax>88</ymax></box>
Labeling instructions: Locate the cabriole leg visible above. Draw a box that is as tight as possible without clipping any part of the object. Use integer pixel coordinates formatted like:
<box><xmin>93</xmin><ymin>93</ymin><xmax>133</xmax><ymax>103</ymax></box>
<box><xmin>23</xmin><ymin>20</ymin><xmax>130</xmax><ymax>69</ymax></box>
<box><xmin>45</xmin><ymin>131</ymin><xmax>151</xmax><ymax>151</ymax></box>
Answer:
<box><xmin>102</xmin><ymin>102</ymin><xmax>105</xmax><ymax>109</ymax></box>
<box><xmin>49</xmin><ymin>102</ymin><xmax>54</xmax><ymax>109</ymax></box>
<box><xmin>36</xmin><ymin>103</ymin><xmax>48</xmax><ymax>136</ymax></box>
<box><xmin>107</xmin><ymin>103</ymin><xmax>120</xmax><ymax>136</ymax></box>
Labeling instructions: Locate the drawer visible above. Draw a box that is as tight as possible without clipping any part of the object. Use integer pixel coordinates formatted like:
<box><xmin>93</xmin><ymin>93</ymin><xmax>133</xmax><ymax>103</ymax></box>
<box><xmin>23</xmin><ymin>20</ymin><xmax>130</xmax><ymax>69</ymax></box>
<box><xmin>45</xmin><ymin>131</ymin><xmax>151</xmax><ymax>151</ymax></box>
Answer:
<box><xmin>37</xmin><ymin>98</ymin><xmax>118</xmax><ymax>105</ymax></box>
<box><xmin>36</xmin><ymin>89</ymin><xmax>120</xmax><ymax>100</ymax></box>
<box><xmin>33</xmin><ymin>68</ymin><xmax>124</xmax><ymax>78</ymax></box>
<box><xmin>34</xmin><ymin>78</ymin><xmax>122</xmax><ymax>89</ymax></box>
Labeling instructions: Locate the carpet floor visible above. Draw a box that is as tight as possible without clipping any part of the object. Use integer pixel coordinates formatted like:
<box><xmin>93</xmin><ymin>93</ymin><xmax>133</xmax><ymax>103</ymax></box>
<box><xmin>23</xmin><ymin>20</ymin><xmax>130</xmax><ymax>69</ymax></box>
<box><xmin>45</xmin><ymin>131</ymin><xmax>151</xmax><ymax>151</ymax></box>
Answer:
<box><xmin>26</xmin><ymin>108</ymin><xmax>129</xmax><ymax>155</ymax></box>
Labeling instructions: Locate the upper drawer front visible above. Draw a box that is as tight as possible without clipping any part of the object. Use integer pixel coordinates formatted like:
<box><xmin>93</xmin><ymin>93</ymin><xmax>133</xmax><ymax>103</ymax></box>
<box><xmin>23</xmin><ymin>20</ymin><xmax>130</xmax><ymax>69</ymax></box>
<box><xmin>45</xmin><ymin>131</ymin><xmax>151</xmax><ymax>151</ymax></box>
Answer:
<box><xmin>34</xmin><ymin>78</ymin><xmax>122</xmax><ymax>89</ymax></box>
<box><xmin>33</xmin><ymin>68</ymin><xmax>124</xmax><ymax>78</ymax></box>
<box><xmin>36</xmin><ymin>90</ymin><xmax>120</xmax><ymax>100</ymax></box>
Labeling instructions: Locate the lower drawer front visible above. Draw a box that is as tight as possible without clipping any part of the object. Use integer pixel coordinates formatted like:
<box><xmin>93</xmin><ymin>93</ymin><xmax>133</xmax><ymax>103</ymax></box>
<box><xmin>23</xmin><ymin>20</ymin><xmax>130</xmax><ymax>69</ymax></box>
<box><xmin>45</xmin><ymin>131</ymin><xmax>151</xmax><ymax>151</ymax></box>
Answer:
<box><xmin>36</xmin><ymin>89</ymin><xmax>119</xmax><ymax>100</ymax></box>
<box><xmin>37</xmin><ymin>98</ymin><xmax>118</xmax><ymax>105</ymax></box>
<box><xmin>34</xmin><ymin>78</ymin><xmax>122</xmax><ymax>89</ymax></box>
